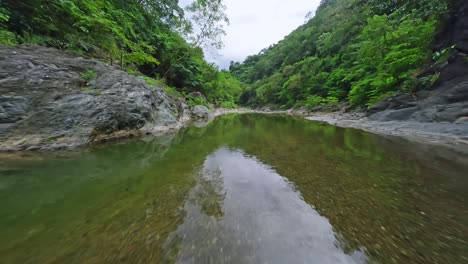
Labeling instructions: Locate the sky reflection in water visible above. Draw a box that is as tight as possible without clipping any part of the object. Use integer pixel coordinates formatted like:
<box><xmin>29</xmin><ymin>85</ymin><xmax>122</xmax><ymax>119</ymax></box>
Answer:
<box><xmin>164</xmin><ymin>148</ymin><xmax>365</xmax><ymax>264</ymax></box>
<box><xmin>1</xmin><ymin>114</ymin><xmax>467</xmax><ymax>264</ymax></box>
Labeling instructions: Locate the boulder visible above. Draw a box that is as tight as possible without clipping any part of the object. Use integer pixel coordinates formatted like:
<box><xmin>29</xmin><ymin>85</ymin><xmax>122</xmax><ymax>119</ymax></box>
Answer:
<box><xmin>368</xmin><ymin>80</ymin><xmax>468</xmax><ymax>123</ymax></box>
<box><xmin>191</xmin><ymin>105</ymin><xmax>213</xmax><ymax>120</ymax></box>
<box><xmin>0</xmin><ymin>45</ymin><xmax>188</xmax><ymax>151</ymax></box>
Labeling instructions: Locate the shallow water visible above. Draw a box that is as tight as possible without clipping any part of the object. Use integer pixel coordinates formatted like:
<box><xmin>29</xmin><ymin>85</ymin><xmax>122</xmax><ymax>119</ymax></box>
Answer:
<box><xmin>0</xmin><ymin>114</ymin><xmax>467</xmax><ymax>264</ymax></box>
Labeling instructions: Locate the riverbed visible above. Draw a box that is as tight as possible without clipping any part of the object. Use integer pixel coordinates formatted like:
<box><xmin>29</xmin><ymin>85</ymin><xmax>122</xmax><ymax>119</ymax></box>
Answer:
<box><xmin>1</xmin><ymin>114</ymin><xmax>467</xmax><ymax>263</ymax></box>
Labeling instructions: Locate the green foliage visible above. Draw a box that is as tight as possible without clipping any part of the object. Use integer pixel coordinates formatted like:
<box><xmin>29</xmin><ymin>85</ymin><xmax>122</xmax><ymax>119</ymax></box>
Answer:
<box><xmin>433</xmin><ymin>45</ymin><xmax>456</xmax><ymax>65</ymax></box>
<box><xmin>348</xmin><ymin>15</ymin><xmax>436</xmax><ymax>106</ymax></box>
<box><xmin>0</xmin><ymin>29</ymin><xmax>16</xmax><ymax>45</ymax></box>
<box><xmin>185</xmin><ymin>0</ymin><xmax>230</xmax><ymax>49</ymax></box>
<box><xmin>231</xmin><ymin>0</ymin><xmax>450</xmax><ymax>109</ymax></box>
<box><xmin>305</xmin><ymin>95</ymin><xmax>324</xmax><ymax>109</ymax></box>
<box><xmin>140</xmin><ymin>76</ymin><xmax>165</xmax><ymax>87</ymax></box>
<box><xmin>137</xmin><ymin>75</ymin><xmax>183</xmax><ymax>98</ymax></box>
<box><xmin>202</xmin><ymin>71</ymin><xmax>242</xmax><ymax>108</ymax></box>
<box><xmin>163</xmin><ymin>86</ymin><xmax>184</xmax><ymax>98</ymax></box>
<box><xmin>2</xmin><ymin>0</ymin><xmax>236</xmax><ymax>107</ymax></box>
<box><xmin>0</xmin><ymin>6</ymin><xmax>16</xmax><ymax>45</ymax></box>
<box><xmin>305</xmin><ymin>95</ymin><xmax>339</xmax><ymax>110</ymax></box>
<box><xmin>186</xmin><ymin>96</ymin><xmax>212</xmax><ymax>109</ymax></box>
<box><xmin>81</xmin><ymin>69</ymin><xmax>96</xmax><ymax>82</ymax></box>
<box><xmin>16</xmin><ymin>33</ymin><xmax>49</xmax><ymax>46</ymax></box>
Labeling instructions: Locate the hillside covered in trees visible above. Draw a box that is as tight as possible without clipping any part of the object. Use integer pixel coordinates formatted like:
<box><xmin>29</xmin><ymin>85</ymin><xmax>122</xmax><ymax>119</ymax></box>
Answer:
<box><xmin>230</xmin><ymin>0</ymin><xmax>467</xmax><ymax>110</ymax></box>
<box><xmin>0</xmin><ymin>0</ymin><xmax>242</xmax><ymax>108</ymax></box>
<box><xmin>1</xmin><ymin>0</ymin><xmax>466</xmax><ymax>112</ymax></box>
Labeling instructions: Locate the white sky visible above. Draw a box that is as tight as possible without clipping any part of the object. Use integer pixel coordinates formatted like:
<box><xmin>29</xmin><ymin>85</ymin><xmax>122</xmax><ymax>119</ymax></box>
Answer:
<box><xmin>208</xmin><ymin>0</ymin><xmax>322</xmax><ymax>69</ymax></box>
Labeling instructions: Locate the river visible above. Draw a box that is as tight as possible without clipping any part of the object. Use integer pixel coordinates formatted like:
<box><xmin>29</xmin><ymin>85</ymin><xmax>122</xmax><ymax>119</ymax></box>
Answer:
<box><xmin>1</xmin><ymin>114</ymin><xmax>467</xmax><ymax>263</ymax></box>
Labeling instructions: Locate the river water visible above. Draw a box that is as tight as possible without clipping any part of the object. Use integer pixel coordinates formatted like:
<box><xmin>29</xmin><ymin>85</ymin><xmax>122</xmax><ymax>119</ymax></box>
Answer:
<box><xmin>0</xmin><ymin>114</ymin><xmax>467</xmax><ymax>263</ymax></box>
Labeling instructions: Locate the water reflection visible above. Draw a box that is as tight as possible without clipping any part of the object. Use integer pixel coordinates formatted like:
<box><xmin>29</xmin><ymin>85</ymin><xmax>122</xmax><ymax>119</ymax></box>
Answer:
<box><xmin>0</xmin><ymin>114</ymin><xmax>467</xmax><ymax>264</ymax></box>
<box><xmin>164</xmin><ymin>148</ymin><xmax>366</xmax><ymax>264</ymax></box>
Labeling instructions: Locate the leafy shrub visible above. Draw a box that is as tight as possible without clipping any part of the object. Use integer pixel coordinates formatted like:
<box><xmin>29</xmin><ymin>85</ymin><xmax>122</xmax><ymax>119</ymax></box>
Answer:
<box><xmin>81</xmin><ymin>69</ymin><xmax>96</xmax><ymax>81</ymax></box>
<box><xmin>348</xmin><ymin>78</ymin><xmax>372</xmax><ymax>107</ymax></box>
<box><xmin>322</xmin><ymin>96</ymin><xmax>339</xmax><ymax>107</ymax></box>
<box><xmin>0</xmin><ymin>7</ymin><xmax>16</xmax><ymax>45</ymax></box>
<box><xmin>433</xmin><ymin>45</ymin><xmax>456</xmax><ymax>65</ymax></box>
<box><xmin>138</xmin><ymin>76</ymin><xmax>183</xmax><ymax>98</ymax></box>
<box><xmin>305</xmin><ymin>95</ymin><xmax>340</xmax><ymax>110</ymax></box>
<box><xmin>0</xmin><ymin>29</ymin><xmax>16</xmax><ymax>45</ymax></box>
<box><xmin>402</xmin><ymin>73</ymin><xmax>440</xmax><ymax>93</ymax></box>
<box><xmin>163</xmin><ymin>86</ymin><xmax>183</xmax><ymax>98</ymax></box>
<box><xmin>305</xmin><ymin>95</ymin><xmax>324</xmax><ymax>109</ymax></box>
<box><xmin>219</xmin><ymin>101</ymin><xmax>237</xmax><ymax>109</ymax></box>
<box><xmin>140</xmin><ymin>76</ymin><xmax>165</xmax><ymax>87</ymax></box>
<box><xmin>186</xmin><ymin>96</ymin><xmax>212</xmax><ymax>109</ymax></box>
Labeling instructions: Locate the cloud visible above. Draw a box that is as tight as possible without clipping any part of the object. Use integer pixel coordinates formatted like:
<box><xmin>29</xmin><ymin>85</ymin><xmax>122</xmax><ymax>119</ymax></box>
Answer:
<box><xmin>207</xmin><ymin>0</ymin><xmax>322</xmax><ymax>69</ymax></box>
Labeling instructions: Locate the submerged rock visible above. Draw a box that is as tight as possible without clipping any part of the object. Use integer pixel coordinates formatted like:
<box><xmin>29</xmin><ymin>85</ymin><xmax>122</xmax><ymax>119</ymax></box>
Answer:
<box><xmin>0</xmin><ymin>45</ymin><xmax>189</xmax><ymax>151</ymax></box>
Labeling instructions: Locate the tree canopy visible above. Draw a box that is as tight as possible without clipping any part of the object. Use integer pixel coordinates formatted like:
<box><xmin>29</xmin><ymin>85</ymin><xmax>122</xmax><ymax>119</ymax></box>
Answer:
<box><xmin>231</xmin><ymin>0</ymin><xmax>452</xmax><ymax>109</ymax></box>
<box><xmin>0</xmin><ymin>0</ymin><xmax>242</xmax><ymax>108</ymax></box>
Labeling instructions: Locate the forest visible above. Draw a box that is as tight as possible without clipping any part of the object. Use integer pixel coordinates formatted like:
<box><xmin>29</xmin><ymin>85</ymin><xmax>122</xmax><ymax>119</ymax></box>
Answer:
<box><xmin>230</xmin><ymin>0</ymin><xmax>457</xmax><ymax>109</ymax></box>
<box><xmin>0</xmin><ymin>0</ymin><xmax>242</xmax><ymax>108</ymax></box>
<box><xmin>0</xmin><ymin>0</ymin><xmax>461</xmax><ymax>111</ymax></box>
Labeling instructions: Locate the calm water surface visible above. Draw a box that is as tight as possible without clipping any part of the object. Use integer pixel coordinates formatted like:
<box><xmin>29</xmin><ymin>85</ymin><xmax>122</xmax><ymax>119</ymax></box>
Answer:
<box><xmin>0</xmin><ymin>114</ymin><xmax>467</xmax><ymax>264</ymax></box>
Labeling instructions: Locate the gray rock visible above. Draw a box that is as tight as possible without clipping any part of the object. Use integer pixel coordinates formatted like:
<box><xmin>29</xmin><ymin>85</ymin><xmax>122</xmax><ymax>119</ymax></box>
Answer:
<box><xmin>368</xmin><ymin>79</ymin><xmax>468</xmax><ymax>123</ymax></box>
<box><xmin>455</xmin><ymin>116</ymin><xmax>468</xmax><ymax>124</ymax></box>
<box><xmin>191</xmin><ymin>105</ymin><xmax>213</xmax><ymax>120</ymax></box>
<box><xmin>0</xmin><ymin>45</ymin><xmax>188</xmax><ymax>151</ymax></box>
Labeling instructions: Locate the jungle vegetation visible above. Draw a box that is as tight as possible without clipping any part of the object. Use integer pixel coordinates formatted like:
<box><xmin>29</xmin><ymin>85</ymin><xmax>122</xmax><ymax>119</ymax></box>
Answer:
<box><xmin>0</xmin><ymin>0</ymin><xmax>242</xmax><ymax>108</ymax></box>
<box><xmin>230</xmin><ymin>0</ymin><xmax>455</xmax><ymax>109</ymax></box>
<box><xmin>0</xmin><ymin>0</ymin><xmax>459</xmax><ymax>110</ymax></box>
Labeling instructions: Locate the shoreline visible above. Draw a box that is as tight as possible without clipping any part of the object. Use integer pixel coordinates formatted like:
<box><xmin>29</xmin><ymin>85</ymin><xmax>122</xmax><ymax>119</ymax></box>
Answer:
<box><xmin>1</xmin><ymin>108</ymin><xmax>467</xmax><ymax>154</ymax></box>
<box><xmin>215</xmin><ymin>108</ymin><xmax>468</xmax><ymax>153</ymax></box>
<box><xmin>301</xmin><ymin>112</ymin><xmax>468</xmax><ymax>154</ymax></box>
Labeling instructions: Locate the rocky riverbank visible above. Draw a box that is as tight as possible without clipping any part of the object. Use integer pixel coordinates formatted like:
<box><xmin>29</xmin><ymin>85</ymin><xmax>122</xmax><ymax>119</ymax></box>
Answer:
<box><xmin>1</xmin><ymin>45</ymin><xmax>467</xmax><ymax>152</ymax></box>
<box><xmin>0</xmin><ymin>45</ymin><xmax>214</xmax><ymax>151</ymax></box>
<box><xmin>303</xmin><ymin>112</ymin><xmax>468</xmax><ymax>152</ymax></box>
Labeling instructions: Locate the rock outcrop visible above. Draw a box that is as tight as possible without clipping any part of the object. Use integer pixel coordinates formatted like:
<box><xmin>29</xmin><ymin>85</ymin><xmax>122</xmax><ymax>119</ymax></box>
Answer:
<box><xmin>191</xmin><ymin>105</ymin><xmax>213</xmax><ymax>120</ymax></box>
<box><xmin>0</xmin><ymin>45</ymin><xmax>190</xmax><ymax>151</ymax></box>
<box><xmin>367</xmin><ymin>78</ymin><xmax>468</xmax><ymax>123</ymax></box>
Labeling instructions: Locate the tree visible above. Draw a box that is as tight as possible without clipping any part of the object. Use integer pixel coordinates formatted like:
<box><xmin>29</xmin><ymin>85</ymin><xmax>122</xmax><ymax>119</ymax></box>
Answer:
<box><xmin>137</xmin><ymin>0</ymin><xmax>184</xmax><ymax>21</ymax></box>
<box><xmin>184</xmin><ymin>0</ymin><xmax>229</xmax><ymax>50</ymax></box>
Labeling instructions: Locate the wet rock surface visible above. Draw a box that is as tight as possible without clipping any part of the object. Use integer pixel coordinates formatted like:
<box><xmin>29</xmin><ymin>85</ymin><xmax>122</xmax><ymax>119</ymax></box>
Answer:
<box><xmin>0</xmin><ymin>45</ymin><xmax>188</xmax><ymax>151</ymax></box>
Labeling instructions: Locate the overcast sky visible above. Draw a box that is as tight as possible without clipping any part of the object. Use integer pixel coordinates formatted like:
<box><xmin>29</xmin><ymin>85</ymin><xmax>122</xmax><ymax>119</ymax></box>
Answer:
<box><xmin>208</xmin><ymin>0</ymin><xmax>322</xmax><ymax>69</ymax></box>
